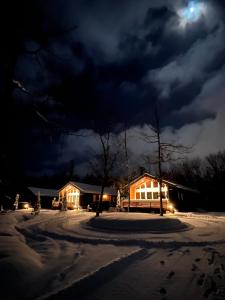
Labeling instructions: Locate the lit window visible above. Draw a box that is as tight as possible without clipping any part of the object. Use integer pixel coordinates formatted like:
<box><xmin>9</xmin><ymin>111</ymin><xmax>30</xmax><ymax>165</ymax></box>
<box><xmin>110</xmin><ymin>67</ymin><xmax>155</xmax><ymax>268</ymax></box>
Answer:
<box><xmin>161</xmin><ymin>192</ymin><xmax>166</xmax><ymax>198</ymax></box>
<box><xmin>141</xmin><ymin>184</ymin><xmax>145</xmax><ymax>189</ymax></box>
<box><xmin>146</xmin><ymin>181</ymin><xmax>151</xmax><ymax>188</ymax></box>
<box><xmin>141</xmin><ymin>192</ymin><xmax>145</xmax><ymax>199</ymax></box>
<box><xmin>136</xmin><ymin>192</ymin><xmax>140</xmax><ymax>199</ymax></box>
<box><xmin>147</xmin><ymin>192</ymin><xmax>152</xmax><ymax>199</ymax></box>
<box><xmin>153</xmin><ymin>192</ymin><xmax>159</xmax><ymax>199</ymax></box>
<box><xmin>153</xmin><ymin>181</ymin><xmax>158</xmax><ymax>188</ymax></box>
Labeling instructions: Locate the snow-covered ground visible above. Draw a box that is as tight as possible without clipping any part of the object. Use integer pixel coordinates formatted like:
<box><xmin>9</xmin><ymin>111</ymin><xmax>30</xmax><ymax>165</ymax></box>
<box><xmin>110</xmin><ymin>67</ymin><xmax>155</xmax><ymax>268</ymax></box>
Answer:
<box><xmin>0</xmin><ymin>209</ymin><xmax>225</xmax><ymax>300</ymax></box>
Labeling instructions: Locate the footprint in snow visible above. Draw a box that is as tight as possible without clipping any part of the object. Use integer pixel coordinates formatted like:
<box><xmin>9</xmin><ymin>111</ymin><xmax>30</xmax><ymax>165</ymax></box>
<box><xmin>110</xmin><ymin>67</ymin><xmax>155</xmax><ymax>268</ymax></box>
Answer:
<box><xmin>167</xmin><ymin>271</ymin><xmax>175</xmax><ymax>279</ymax></box>
<box><xmin>183</xmin><ymin>249</ymin><xmax>190</xmax><ymax>254</ymax></box>
<box><xmin>214</xmin><ymin>267</ymin><xmax>220</xmax><ymax>274</ymax></box>
<box><xmin>160</xmin><ymin>287</ymin><xmax>167</xmax><ymax>295</ymax></box>
<box><xmin>192</xmin><ymin>264</ymin><xmax>198</xmax><ymax>271</ymax></box>
<box><xmin>197</xmin><ymin>274</ymin><xmax>205</xmax><ymax>286</ymax></box>
<box><xmin>203</xmin><ymin>276</ymin><xmax>217</xmax><ymax>298</ymax></box>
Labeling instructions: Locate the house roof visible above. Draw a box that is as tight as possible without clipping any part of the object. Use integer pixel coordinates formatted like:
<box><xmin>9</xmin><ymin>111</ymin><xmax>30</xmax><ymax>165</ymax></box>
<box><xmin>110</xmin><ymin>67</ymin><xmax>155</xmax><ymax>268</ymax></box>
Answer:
<box><xmin>27</xmin><ymin>186</ymin><xmax>58</xmax><ymax>197</ymax></box>
<box><xmin>162</xmin><ymin>179</ymin><xmax>199</xmax><ymax>193</ymax></box>
<box><xmin>129</xmin><ymin>173</ymin><xmax>199</xmax><ymax>193</ymax></box>
<box><xmin>59</xmin><ymin>181</ymin><xmax>117</xmax><ymax>196</ymax></box>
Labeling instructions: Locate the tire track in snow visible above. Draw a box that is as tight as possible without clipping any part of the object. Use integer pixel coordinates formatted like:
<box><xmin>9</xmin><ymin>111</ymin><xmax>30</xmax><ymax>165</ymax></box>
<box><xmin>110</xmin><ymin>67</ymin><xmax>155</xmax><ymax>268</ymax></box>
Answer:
<box><xmin>38</xmin><ymin>248</ymin><xmax>152</xmax><ymax>300</ymax></box>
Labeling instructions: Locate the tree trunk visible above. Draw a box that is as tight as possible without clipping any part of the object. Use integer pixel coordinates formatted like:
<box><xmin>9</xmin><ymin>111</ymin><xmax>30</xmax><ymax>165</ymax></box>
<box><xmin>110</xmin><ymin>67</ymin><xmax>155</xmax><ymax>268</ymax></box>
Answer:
<box><xmin>156</xmin><ymin>106</ymin><xmax>163</xmax><ymax>217</ymax></box>
<box><xmin>124</xmin><ymin>129</ymin><xmax>130</xmax><ymax>212</ymax></box>
<box><xmin>96</xmin><ymin>184</ymin><xmax>104</xmax><ymax>217</ymax></box>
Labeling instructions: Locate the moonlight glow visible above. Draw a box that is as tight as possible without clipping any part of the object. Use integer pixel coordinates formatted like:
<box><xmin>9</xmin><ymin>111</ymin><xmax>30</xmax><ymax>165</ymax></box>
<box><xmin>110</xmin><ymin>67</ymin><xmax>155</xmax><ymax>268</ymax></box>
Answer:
<box><xmin>179</xmin><ymin>1</ymin><xmax>206</xmax><ymax>26</ymax></box>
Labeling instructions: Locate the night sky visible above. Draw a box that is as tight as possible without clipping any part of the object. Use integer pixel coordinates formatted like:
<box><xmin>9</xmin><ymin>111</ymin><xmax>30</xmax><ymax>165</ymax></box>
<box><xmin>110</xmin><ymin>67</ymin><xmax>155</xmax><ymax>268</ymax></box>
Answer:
<box><xmin>2</xmin><ymin>0</ymin><xmax>225</xmax><ymax>177</ymax></box>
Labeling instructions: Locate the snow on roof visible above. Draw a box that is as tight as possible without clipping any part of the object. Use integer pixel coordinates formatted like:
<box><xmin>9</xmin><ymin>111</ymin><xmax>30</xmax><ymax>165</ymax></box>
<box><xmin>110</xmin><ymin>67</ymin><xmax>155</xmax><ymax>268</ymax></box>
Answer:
<box><xmin>129</xmin><ymin>173</ymin><xmax>199</xmax><ymax>193</ymax></box>
<box><xmin>27</xmin><ymin>186</ymin><xmax>58</xmax><ymax>197</ymax></box>
<box><xmin>60</xmin><ymin>181</ymin><xmax>117</xmax><ymax>196</ymax></box>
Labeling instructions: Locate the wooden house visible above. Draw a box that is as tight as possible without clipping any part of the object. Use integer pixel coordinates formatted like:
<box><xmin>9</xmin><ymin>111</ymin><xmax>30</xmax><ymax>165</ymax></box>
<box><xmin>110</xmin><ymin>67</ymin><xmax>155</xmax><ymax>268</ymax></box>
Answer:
<box><xmin>58</xmin><ymin>182</ymin><xmax>117</xmax><ymax>210</ymax></box>
<box><xmin>120</xmin><ymin>173</ymin><xmax>199</xmax><ymax>212</ymax></box>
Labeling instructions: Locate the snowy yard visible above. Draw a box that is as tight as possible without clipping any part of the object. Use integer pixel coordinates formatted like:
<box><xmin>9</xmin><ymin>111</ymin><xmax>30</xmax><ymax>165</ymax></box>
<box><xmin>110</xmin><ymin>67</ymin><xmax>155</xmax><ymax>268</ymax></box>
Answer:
<box><xmin>0</xmin><ymin>210</ymin><xmax>225</xmax><ymax>300</ymax></box>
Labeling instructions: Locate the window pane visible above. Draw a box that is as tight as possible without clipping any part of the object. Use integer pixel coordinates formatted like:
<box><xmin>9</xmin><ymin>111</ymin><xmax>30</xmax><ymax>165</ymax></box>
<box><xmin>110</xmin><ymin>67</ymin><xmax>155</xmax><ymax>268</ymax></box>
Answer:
<box><xmin>141</xmin><ymin>184</ymin><xmax>145</xmax><ymax>189</ymax></box>
<box><xmin>147</xmin><ymin>192</ymin><xmax>152</xmax><ymax>199</ymax></box>
<box><xmin>153</xmin><ymin>192</ymin><xmax>159</xmax><ymax>199</ymax></box>
<box><xmin>153</xmin><ymin>181</ymin><xmax>158</xmax><ymax>188</ymax></box>
<box><xmin>136</xmin><ymin>192</ymin><xmax>140</xmax><ymax>199</ymax></box>
<box><xmin>141</xmin><ymin>192</ymin><xmax>145</xmax><ymax>199</ymax></box>
<box><xmin>146</xmin><ymin>181</ymin><xmax>151</xmax><ymax>188</ymax></box>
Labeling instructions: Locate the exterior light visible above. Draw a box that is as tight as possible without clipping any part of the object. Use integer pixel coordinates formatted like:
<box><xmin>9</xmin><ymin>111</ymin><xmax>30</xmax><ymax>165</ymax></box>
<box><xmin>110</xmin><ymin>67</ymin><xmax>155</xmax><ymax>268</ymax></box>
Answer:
<box><xmin>168</xmin><ymin>204</ymin><xmax>174</xmax><ymax>210</ymax></box>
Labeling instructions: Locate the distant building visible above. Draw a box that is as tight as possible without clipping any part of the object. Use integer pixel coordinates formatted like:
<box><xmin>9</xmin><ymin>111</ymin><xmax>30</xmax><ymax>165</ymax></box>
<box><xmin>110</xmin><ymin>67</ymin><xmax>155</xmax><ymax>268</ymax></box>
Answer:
<box><xmin>27</xmin><ymin>186</ymin><xmax>58</xmax><ymax>209</ymax></box>
<box><xmin>121</xmin><ymin>173</ymin><xmax>199</xmax><ymax>212</ymax></box>
<box><xmin>0</xmin><ymin>184</ymin><xmax>58</xmax><ymax>210</ymax></box>
<box><xmin>58</xmin><ymin>181</ymin><xmax>117</xmax><ymax>210</ymax></box>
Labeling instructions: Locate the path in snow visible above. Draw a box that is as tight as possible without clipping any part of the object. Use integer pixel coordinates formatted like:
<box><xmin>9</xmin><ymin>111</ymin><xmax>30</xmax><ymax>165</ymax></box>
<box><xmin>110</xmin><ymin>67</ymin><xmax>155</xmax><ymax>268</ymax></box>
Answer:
<box><xmin>0</xmin><ymin>210</ymin><xmax>225</xmax><ymax>300</ymax></box>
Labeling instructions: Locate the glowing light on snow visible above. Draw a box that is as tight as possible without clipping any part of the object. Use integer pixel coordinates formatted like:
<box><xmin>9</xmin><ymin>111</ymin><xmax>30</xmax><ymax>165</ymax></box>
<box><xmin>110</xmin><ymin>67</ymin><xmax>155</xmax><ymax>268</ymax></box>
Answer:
<box><xmin>179</xmin><ymin>1</ymin><xmax>207</xmax><ymax>27</ymax></box>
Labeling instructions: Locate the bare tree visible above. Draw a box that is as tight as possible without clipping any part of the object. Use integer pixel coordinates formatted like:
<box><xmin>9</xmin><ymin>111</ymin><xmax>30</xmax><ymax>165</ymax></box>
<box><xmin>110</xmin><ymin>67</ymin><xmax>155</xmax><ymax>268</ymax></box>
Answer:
<box><xmin>89</xmin><ymin>131</ymin><xmax>121</xmax><ymax>217</ymax></box>
<box><xmin>61</xmin><ymin>195</ymin><xmax>68</xmax><ymax>212</ymax></box>
<box><xmin>124</xmin><ymin>128</ymin><xmax>131</xmax><ymax>212</ymax></box>
<box><xmin>140</xmin><ymin>102</ymin><xmax>191</xmax><ymax>216</ymax></box>
<box><xmin>0</xmin><ymin>2</ymin><xmax>78</xmax><ymax>203</ymax></box>
<box><xmin>33</xmin><ymin>191</ymin><xmax>41</xmax><ymax>215</ymax></box>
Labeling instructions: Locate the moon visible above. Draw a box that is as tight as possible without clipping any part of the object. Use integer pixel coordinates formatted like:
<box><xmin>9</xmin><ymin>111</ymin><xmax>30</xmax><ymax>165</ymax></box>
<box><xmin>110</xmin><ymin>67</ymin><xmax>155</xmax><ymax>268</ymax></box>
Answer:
<box><xmin>179</xmin><ymin>1</ymin><xmax>206</xmax><ymax>27</ymax></box>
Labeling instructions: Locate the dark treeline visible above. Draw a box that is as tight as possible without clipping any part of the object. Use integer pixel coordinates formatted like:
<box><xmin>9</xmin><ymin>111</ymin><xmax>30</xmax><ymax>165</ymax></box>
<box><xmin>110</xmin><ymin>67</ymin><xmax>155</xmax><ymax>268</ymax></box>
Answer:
<box><xmin>1</xmin><ymin>149</ymin><xmax>225</xmax><ymax>212</ymax></box>
<box><xmin>26</xmin><ymin>150</ymin><xmax>225</xmax><ymax>212</ymax></box>
<box><xmin>166</xmin><ymin>150</ymin><xmax>225</xmax><ymax>211</ymax></box>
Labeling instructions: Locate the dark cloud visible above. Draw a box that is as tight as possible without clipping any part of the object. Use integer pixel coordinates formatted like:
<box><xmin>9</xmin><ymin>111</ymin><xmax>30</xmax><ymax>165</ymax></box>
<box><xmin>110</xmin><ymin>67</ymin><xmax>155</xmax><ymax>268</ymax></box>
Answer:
<box><xmin>4</xmin><ymin>0</ymin><xmax>224</xmax><ymax>175</ymax></box>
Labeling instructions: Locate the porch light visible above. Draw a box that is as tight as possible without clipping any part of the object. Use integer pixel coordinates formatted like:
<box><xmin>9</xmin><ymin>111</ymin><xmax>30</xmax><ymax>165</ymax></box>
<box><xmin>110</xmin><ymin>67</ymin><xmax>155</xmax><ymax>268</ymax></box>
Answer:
<box><xmin>168</xmin><ymin>203</ymin><xmax>174</xmax><ymax>210</ymax></box>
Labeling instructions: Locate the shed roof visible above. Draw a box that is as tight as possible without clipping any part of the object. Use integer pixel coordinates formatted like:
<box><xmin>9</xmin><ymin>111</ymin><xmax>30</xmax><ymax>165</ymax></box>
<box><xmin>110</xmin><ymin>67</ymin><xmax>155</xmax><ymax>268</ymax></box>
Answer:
<box><xmin>59</xmin><ymin>181</ymin><xmax>117</xmax><ymax>196</ymax></box>
<box><xmin>28</xmin><ymin>186</ymin><xmax>58</xmax><ymax>197</ymax></box>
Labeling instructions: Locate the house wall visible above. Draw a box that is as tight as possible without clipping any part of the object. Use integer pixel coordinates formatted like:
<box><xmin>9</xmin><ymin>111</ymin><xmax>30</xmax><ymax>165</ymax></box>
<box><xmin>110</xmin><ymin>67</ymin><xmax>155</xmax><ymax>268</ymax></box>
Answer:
<box><xmin>122</xmin><ymin>176</ymin><xmax>170</xmax><ymax>210</ymax></box>
<box><xmin>59</xmin><ymin>183</ymin><xmax>116</xmax><ymax>210</ymax></box>
<box><xmin>40</xmin><ymin>197</ymin><xmax>55</xmax><ymax>209</ymax></box>
<box><xmin>91</xmin><ymin>194</ymin><xmax>116</xmax><ymax>210</ymax></box>
<box><xmin>59</xmin><ymin>184</ymin><xmax>80</xmax><ymax>209</ymax></box>
<box><xmin>168</xmin><ymin>188</ymin><xmax>199</xmax><ymax>212</ymax></box>
<box><xmin>130</xmin><ymin>176</ymin><xmax>169</xmax><ymax>201</ymax></box>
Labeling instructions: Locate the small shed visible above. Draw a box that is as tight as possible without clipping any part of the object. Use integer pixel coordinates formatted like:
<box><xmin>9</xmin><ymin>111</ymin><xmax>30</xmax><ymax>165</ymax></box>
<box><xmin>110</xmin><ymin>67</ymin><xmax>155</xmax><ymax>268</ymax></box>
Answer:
<box><xmin>27</xmin><ymin>186</ymin><xmax>58</xmax><ymax>209</ymax></box>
